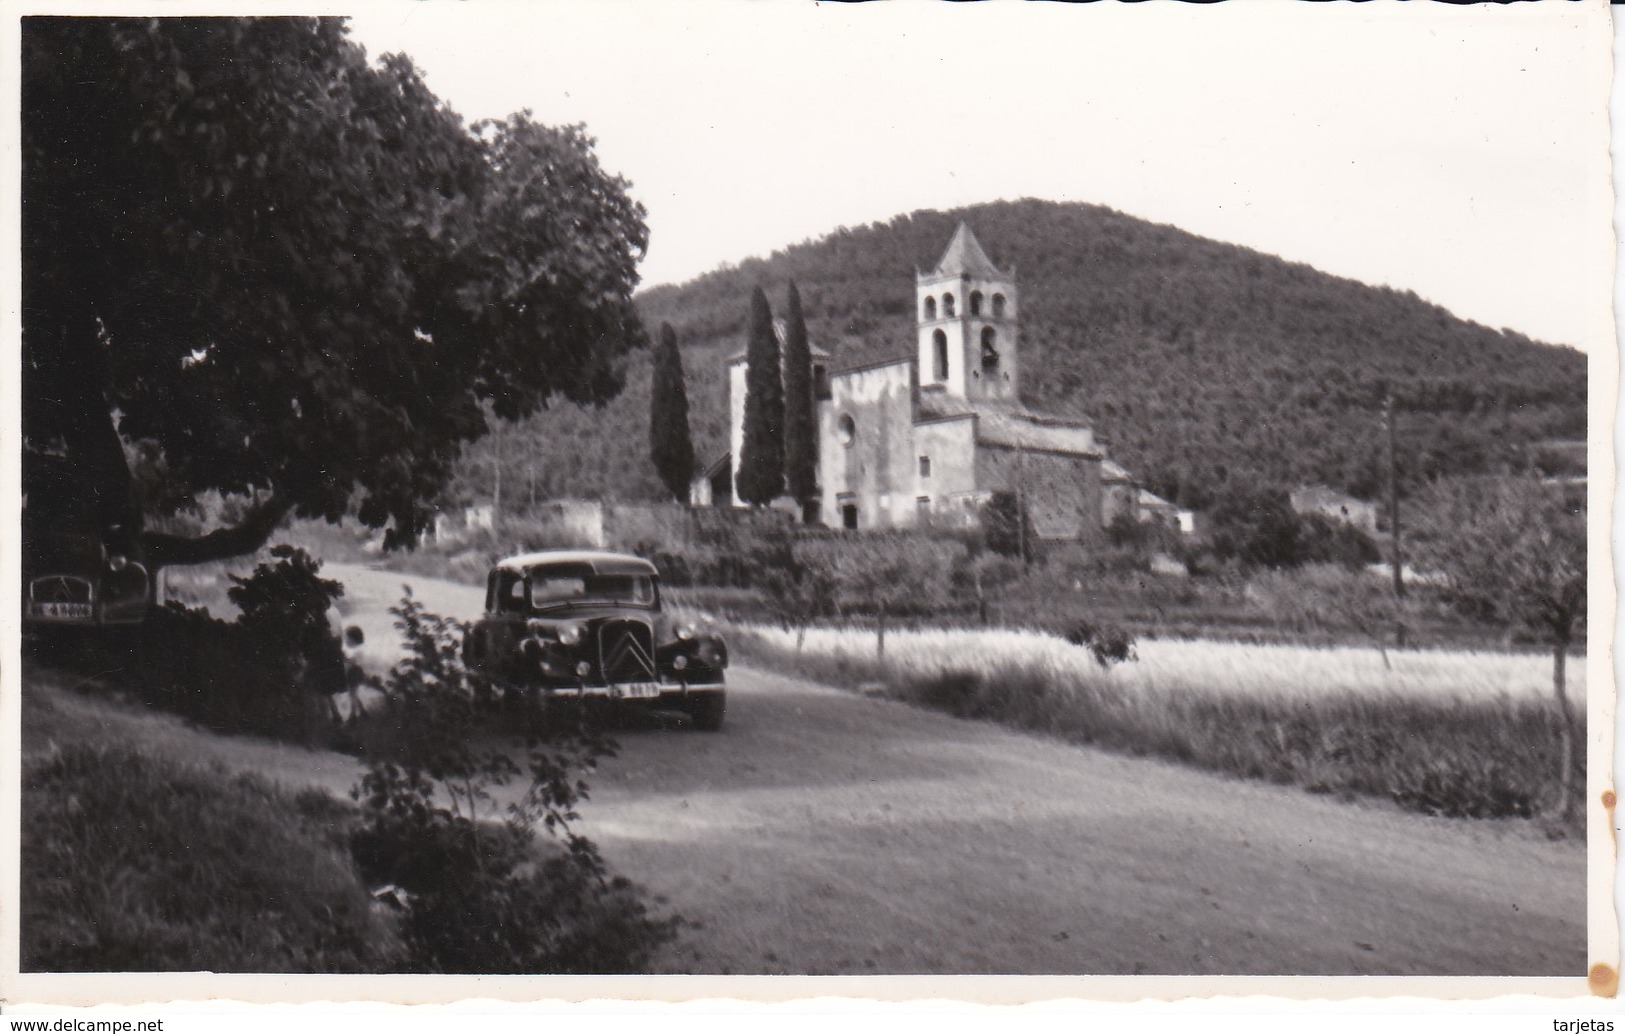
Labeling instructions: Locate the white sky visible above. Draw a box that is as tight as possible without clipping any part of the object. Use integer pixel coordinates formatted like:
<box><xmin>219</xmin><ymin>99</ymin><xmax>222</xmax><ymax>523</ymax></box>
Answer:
<box><xmin>346</xmin><ymin>1</ymin><xmax>1614</xmax><ymax>351</ymax></box>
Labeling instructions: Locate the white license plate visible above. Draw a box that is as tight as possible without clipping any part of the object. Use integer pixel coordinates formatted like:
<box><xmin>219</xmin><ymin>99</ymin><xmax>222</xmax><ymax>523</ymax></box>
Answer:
<box><xmin>616</xmin><ymin>682</ymin><xmax>661</xmax><ymax>700</ymax></box>
<box><xmin>33</xmin><ymin>602</ymin><xmax>92</xmax><ymax>619</ymax></box>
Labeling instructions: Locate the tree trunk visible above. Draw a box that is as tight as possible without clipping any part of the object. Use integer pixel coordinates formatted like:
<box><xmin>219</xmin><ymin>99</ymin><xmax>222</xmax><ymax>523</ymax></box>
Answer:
<box><xmin>876</xmin><ymin>603</ymin><xmax>887</xmax><ymax>663</ymax></box>
<box><xmin>1552</xmin><ymin>640</ymin><xmax>1577</xmax><ymax>821</ymax></box>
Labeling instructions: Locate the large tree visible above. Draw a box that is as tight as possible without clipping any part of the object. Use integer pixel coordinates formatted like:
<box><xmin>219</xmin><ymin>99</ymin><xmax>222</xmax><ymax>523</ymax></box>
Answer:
<box><xmin>781</xmin><ymin>281</ymin><xmax>818</xmax><ymax>504</ymax></box>
<box><xmin>648</xmin><ymin>322</ymin><xmax>695</xmax><ymax>502</ymax></box>
<box><xmin>735</xmin><ymin>288</ymin><xmax>784</xmax><ymax>507</ymax></box>
<box><xmin>1410</xmin><ymin>475</ymin><xmax>1587</xmax><ymax>818</ymax></box>
<box><xmin>21</xmin><ymin>17</ymin><xmax>647</xmax><ymax>566</ymax></box>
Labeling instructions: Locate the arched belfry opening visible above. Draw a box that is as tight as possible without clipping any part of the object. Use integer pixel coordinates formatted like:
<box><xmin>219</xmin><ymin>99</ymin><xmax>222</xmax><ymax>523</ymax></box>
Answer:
<box><xmin>916</xmin><ymin>221</ymin><xmax>1018</xmax><ymax>401</ymax></box>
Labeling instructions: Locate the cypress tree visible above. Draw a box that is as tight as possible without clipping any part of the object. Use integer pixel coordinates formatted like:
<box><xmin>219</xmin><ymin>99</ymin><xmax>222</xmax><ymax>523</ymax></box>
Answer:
<box><xmin>736</xmin><ymin>287</ymin><xmax>785</xmax><ymax>506</ymax></box>
<box><xmin>781</xmin><ymin>281</ymin><xmax>818</xmax><ymax>503</ymax></box>
<box><xmin>648</xmin><ymin>321</ymin><xmax>695</xmax><ymax>502</ymax></box>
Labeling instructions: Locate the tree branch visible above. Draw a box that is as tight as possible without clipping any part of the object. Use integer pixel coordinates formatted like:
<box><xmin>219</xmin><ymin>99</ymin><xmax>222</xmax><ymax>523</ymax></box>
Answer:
<box><xmin>140</xmin><ymin>494</ymin><xmax>296</xmax><ymax>569</ymax></box>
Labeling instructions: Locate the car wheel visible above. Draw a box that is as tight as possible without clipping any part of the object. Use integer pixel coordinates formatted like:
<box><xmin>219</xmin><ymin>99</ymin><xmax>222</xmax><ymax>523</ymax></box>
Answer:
<box><xmin>689</xmin><ymin>691</ymin><xmax>725</xmax><ymax>732</ymax></box>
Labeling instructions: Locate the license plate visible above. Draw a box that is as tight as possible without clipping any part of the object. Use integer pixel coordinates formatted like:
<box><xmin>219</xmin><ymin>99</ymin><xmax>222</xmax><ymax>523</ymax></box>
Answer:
<box><xmin>616</xmin><ymin>682</ymin><xmax>661</xmax><ymax>700</ymax></box>
<box><xmin>33</xmin><ymin>602</ymin><xmax>92</xmax><ymax>619</ymax></box>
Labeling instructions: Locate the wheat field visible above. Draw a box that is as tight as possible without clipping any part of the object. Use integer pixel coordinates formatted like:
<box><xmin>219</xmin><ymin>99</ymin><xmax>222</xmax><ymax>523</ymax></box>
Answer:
<box><xmin>739</xmin><ymin>624</ymin><xmax>1580</xmax><ymax>704</ymax></box>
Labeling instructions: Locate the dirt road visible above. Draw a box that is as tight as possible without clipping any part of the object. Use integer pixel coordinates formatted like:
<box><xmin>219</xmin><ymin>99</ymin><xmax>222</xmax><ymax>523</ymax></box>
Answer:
<box><xmin>326</xmin><ymin>563</ymin><xmax>1586</xmax><ymax>976</ymax></box>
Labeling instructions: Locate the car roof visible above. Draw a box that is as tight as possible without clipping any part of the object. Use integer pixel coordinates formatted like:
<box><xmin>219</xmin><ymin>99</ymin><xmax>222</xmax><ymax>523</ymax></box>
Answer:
<box><xmin>493</xmin><ymin>550</ymin><xmax>659</xmax><ymax>575</ymax></box>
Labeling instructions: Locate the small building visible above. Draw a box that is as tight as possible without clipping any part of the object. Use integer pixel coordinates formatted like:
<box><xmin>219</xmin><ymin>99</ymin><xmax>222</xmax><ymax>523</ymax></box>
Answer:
<box><xmin>1289</xmin><ymin>485</ymin><xmax>1378</xmax><ymax>534</ymax></box>
<box><xmin>704</xmin><ymin>223</ymin><xmax>1143</xmax><ymax>541</ymax></box>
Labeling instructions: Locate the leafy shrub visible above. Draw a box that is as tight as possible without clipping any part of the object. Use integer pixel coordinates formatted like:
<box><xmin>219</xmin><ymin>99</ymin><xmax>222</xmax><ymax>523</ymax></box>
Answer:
<box><xmin>981</xmin><ymin>491</ymin><xmax>1037</xmax><ymax>563</ymax></box>
<box><xmin>125</xmin><ymin>545</ymin><xmax>346</xmax><ymax>741</ymax></box>
<box><xmin>349</xmin><ymin>593</ymin><xmax>677</xmax><ymax>973</ymax></box>
<box><xmin>1063</xmin><ymin>620</ymin><xmax>1138</xmax><ymax>668</ymax></box>
<box><xmin>22</xmin><ymin>744</ymin><xmax>395</xmax><ymax>972</ymax></box>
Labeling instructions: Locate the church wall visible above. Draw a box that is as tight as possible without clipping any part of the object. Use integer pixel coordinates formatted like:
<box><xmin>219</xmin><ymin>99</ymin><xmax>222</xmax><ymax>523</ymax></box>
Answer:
<box><xmin>912</xmin><ymin>417</ymin><xmax>981</xmax><ymax>528</ymax></box>
<box><xmin>818</xmin><ymin>361</ymin><xmax>915</xmax><ymax>530</ymax></box>
<box><xmin>1102</xmin><ymin>482</ymin><xmax>1139</xmax><ymax>528</ymax></box>
<box><xmin>974</xmin><ymin>445</ymin><xmax>1105</xmax><ymax>542</ymax></box>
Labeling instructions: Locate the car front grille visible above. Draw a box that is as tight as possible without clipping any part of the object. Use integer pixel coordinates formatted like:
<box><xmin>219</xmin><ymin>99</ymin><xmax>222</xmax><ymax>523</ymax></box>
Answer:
<box><xmin>597</xmin><ymin>619</ymin><xmax>656</xmax><ymax>683</ymax></box>
<box><xmin>30</xmin><ymin>576</ymin><xmax>93</xmax><ymax>603</ymax></box>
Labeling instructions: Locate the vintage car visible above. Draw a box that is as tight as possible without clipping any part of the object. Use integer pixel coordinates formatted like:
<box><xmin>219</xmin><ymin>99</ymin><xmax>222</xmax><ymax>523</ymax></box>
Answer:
<box><xmin>462</xmin><ymin>550</ymin><xmax>728</xmax><ymax>730</ymax></box>
<box><xmin>23</xmin><ymin>531</ymin><xmax>151</xmax><ymax>628</ymax></box>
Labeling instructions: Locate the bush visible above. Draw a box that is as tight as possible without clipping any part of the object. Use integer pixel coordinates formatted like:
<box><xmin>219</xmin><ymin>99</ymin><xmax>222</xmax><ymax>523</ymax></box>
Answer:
<box><xmin>121</xmin><ymin>545</ymin><xmax>346</xmax><ymax>742</ymax></box>
<box><xmin>349</xmin><ymin>593</ymin><xmax>677</xmax><ymax>973</ymax></box>
<box><xmin>22</xmin><ymin>744</ymin><xmax>395</xmax><ymax>972</ymax></box>
<box><xmin>981</xmin><ymin>491</ymin><xmax>1037</xmax><ymax>563</ymax></box>
<box><xmin>1063</xmin><ymin>620</ymin><xmax>1138</xmax><ymax>668</ymax></box>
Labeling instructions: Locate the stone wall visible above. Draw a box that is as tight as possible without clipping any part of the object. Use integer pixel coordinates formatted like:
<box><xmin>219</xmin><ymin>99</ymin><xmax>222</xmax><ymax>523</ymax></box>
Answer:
<box><xmin>974</xmin><ymin>444</ymin><xmax>1104</xmax><ymax>542</ymax></box>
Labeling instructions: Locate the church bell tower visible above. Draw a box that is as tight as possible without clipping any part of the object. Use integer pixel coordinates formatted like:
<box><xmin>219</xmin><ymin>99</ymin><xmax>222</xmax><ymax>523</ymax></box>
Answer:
<box><xmin>916</xmin><ymin>222</ymin><xmax>1019</xmax><ymax>403</ymax></box>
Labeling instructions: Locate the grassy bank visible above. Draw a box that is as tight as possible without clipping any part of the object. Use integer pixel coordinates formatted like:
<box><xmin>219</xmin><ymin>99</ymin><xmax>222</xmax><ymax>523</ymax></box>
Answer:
<box><xmin>22</xmin><ymin>740</ymin><xmax>397</xmax><ymax>972</ymax></box>
<box><xmin>729</xmin><ymin>625</ymin><xmax>1584</xmax><ymax>827</ymax></box>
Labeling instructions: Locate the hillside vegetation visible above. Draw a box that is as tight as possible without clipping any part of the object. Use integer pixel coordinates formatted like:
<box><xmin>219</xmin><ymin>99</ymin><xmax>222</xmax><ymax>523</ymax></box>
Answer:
<box><xmin>460</xmin><ymin>198</ymin><xmax>1585</xmax><ymax>510</ymax></box>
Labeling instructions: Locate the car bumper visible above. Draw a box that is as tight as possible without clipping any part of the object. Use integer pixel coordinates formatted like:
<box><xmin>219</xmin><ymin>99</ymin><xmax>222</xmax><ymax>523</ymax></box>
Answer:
<box><xmin>517</xmin><ymin>679</ymin><xmax>724</xmax><ymax>703</ymax></box>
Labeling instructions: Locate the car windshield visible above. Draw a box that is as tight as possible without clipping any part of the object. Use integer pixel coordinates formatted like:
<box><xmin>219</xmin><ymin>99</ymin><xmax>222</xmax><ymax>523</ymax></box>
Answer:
<box><xmin>493</xmin><ymin>563</ymin><xmax>657</xmax><ymax>613</ymax></box>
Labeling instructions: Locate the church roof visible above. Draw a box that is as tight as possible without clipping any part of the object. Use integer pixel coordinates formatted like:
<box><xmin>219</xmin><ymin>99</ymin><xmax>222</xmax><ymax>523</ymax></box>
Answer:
<box><xmin>1102</xmin><ymin>459</ymin><xmax>1135</xmax><ymax>484</ymax></box>
<box><xmin>929</xmin><ymin>222</ymin><xmax>1007</xmax><ymax>279</ymax></box>
<box><xmin>726</xmin><ymin>320</ymin><xmax>833</xmax><ymax>364</ymax></box>
<box><xmin>917</xmin><ymin>394</ymin><xmax>1101</xmax><ymax>458</ymax></box>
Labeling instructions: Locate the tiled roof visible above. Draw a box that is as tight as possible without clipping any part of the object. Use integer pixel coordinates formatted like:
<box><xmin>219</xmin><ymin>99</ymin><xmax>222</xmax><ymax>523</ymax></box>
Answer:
<box><xmin>1103</xmin><ymin>459</ymin><xmax>1135</xmax><ymax>483</ymax></box>
<box><xmin>726</xmin><ymin>321</ymin><xmax>833</xmax><ymax>364</ymax></box>
<box><xmin>917</xmin><ymin>394</ymin><xmax>1100</xmax><ymax>458</ymax></box>
<box><xmin>930</xmin><ymin>222</ymin><xmax>1007</xmax><ymax>279</ymax></box>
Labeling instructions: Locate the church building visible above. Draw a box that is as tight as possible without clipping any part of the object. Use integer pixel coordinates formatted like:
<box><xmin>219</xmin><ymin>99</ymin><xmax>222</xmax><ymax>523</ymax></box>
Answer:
<box><xmin>699</xmin><ymin>223</ymin><xmax>1142</xmax><ymax>541</ymax></box>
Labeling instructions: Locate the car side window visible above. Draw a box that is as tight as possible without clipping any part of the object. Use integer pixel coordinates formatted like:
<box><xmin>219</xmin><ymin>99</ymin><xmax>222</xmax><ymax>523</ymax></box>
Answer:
<box><xmin>496</xmin><ymin>571</ymin><xmax>527</xmax><ymax>613</ymax></box>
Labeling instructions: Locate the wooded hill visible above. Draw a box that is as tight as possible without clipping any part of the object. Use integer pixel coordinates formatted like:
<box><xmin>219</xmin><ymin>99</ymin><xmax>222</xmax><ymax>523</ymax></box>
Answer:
<box><xmin>460</xmin><ymin>198</ymin><xmax>1585</xmax><ymax>511</ymax></box>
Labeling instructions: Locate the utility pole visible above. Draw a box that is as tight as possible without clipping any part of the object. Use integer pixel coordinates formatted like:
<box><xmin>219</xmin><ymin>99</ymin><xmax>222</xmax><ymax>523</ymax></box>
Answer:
<box><xmin>1383</xmin><ymin>394</ymin><xmax>1404</xmax><ymax>600</ymax></box>
<box><xmin>1016</xmin><ymin>430</ymin><xmax>1029</xmax><ymax>570</ymax></box>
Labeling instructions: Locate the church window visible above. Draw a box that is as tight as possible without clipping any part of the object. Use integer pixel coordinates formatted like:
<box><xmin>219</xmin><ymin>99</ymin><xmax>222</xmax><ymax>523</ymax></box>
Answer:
<box><xmin>922</xmin><ymin>296</ymin><xmax>936</xmax><ymax>321</ymax></box>
<box><xmin>932</xmin><ymin>330</ymin><xmax>949</xmax><ymax>382</ymax></box>
<box><xmin>837</xmin><ymin>413</ymin><xmax>856</xmax><ymax>446</ymax></box>
<box><xmin>813</xmin><ymin>364</ymin><xmax>830</xmax><ymax>400</ymax></box>
<box><xmin>943</xmin><ymin>293</ymin><xmax>956</xmax><ymax>318</ymax></box>
<box><xmin>981</xmin><ymin>327</ymin><xmax>1000</xmax><ymax>372</ymax></box>
<box><xmin>919</xmin><ymin>455</ymin><xmax>931</xmax><ymax>478</ymax></box>
<box><xmin>969</xmin><ymin>291</ymin><xmax>983</xmax><ymax>316</ymax></box>
<box><xmin>992</xmin><ymin>293</ymin><xmax>1006</xmax><ymax>318</ymax></box>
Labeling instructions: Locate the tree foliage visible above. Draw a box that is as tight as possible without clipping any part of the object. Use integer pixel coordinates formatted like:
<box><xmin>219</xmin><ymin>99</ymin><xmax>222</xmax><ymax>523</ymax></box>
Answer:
<box><xmin>1409</xmin><ymin>475</ymin><xmax>1586</xmax><ymax>818</ymax></box>
<box><xmin>781</xmin><ymin>281</ymin><xmax>818</xmax><ymax>502</ymax></box>
<box><xmin>735</xmin><ymin>287</ymin><xmax>784</xmax><ymax>506</ymax></box>
<box><xmin>22</xmin><ymin>17</ymin><xmax>648</xmax><ymax>566</ymax></box>
<box><xmin>648</xmin><ymin>322</ymin><xmax>695</xmax><ymax>502</ymax></box>
<box><xmin>1410</xmin><ymin>477</ymin><xmax>1586</xmax><ymax>648</ymax></box>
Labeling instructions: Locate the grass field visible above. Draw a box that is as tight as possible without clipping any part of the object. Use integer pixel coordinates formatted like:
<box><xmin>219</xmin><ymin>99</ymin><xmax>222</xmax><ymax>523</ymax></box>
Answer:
<box><xmin>725</xmin><ymin>622</ymin><xmax>1585</xmax><ymax>828</ymax></box>
<box><xmin>734</xmin><ymin>624</ymin><xmax>1578</xmax><ymax>703</ymax></box>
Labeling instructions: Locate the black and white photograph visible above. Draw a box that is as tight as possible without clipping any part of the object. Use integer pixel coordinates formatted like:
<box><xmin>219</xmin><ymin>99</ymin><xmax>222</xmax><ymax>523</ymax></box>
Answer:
<box><xmin>3</xmin><ymin>0</ymin><xmax>1616</xmax><ymax>1013</ymax></box>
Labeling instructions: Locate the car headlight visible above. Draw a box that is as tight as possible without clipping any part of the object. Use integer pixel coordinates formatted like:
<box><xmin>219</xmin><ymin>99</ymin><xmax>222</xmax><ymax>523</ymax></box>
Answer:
<box><xmin>675</xmin><ymin>623</ymin><xmax>695</xmax><ymax>641</ymax></box>
<box><xmin>558</xmin><ymin>624</ymin><xmax>582</xmax><ymax>646</ymax></box>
